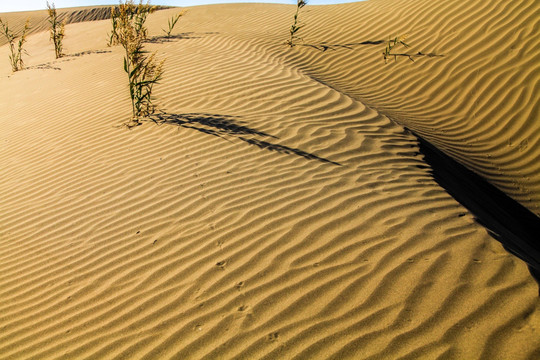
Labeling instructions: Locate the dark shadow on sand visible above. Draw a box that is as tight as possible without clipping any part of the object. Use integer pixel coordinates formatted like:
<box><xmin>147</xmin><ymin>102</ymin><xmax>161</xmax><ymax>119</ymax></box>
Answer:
<box><xmin>27</xmin><ymin>50</ymin><xmax>113</xmax><ymax>71</ymax></box>
<box><xmin>299</xmin><ymin>40</ymin><xmax>385</xmax><ymax>52</ymax></box>
<box><xmin>150</xmin><ymin>112</ymin><xmax>341</xmax><ymax>166</ymax></box>
<box><xmin>146</xmin><ymin>32</ymin><xmax>218</xmax><ymax>44</ymax></box>
<box><xmin>27</xmin><ymin>63</ymin><xmax>61</xmax><ymax>71</ymax></box>
<box><xmin>412</xmin><ymin>129</ymin><xmax>540</xmax><ymax>284</ymax></box>
<box><xmin>297</xmin><ymin>41</ymin><xmax>444</xmax><ymax>61</ymax></box>
<box><xmin>66</xmin><ymin>49</ymin><xmax>112</xmax><ymax>58</ymax></box>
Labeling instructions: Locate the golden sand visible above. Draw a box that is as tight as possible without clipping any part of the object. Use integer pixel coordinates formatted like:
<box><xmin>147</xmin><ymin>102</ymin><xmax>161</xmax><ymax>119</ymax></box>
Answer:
<box><xmin>0</xmin><ymin>1</ymin><xmax>538</xmax><ymax>358</ymax></box>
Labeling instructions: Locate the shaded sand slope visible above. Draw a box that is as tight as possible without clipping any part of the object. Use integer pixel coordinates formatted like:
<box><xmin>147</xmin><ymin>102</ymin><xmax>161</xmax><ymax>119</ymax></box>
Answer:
<box><xmin>0</xmin><ymin>2</ymin><xmax>539</xmax><ymax>360</ymax></box>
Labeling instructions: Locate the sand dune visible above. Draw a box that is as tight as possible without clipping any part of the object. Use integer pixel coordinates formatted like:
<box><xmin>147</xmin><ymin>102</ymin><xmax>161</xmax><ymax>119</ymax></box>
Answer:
<box><xmin>279</xmin><ymin>0</ymin><xmax>540</xmax><ymax>217</ymax></box>
<box><xmin>0</xmin><ymin>6</ymin><xmax>113</xmax><ymax>47</ymax></box>
<box><xmin>0</xmin><ymin>1</ymin><xmax>539</xmax><ymax>359</ymax></box>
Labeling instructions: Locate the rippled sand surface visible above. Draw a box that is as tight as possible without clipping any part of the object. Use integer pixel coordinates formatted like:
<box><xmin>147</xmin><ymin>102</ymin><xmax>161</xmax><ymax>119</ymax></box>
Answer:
<box><xmin>0</xmin><ymin>1</ymin><xmax>538</xmax><ymax>359</ymax></box>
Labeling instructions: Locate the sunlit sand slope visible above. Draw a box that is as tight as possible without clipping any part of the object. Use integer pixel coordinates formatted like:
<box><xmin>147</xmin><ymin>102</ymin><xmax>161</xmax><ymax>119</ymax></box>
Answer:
<box><xmin>271</xmin><ymin>0</ymin><xmax>540</xmax><ymax>217</ymax></box>
<box><xmin>0</xmin><ymin>6</ymin><xmax>112</xmax><ymax>47</ymax></box>
<box><xmin>0</xmin><ymin>2</ymin><xmax>538</xmax><ymax>359</ymax></box>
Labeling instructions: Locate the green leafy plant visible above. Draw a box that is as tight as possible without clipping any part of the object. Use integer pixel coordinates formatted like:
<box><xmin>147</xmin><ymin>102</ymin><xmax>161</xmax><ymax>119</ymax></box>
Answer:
<box><xmin>286</xmin><ymin>0</ymin><xmax>307</xmax><ymax>47</ymax></box>
<box><xmin>163</xmin><ymin>11</ymin><xmax>185</xmax><ymax>38</ymax></box>
<box><xmin>112</xmin><ymin>0</ymin><xmax>164</xmax><ymax>125</ymax></box>
<box><xmin>0</xmin><ymin>18</ymin><xmax>30</xmax><ymax>72</ymax></box>
<box><xmin>47</xmin><ymin>1</ymin><xmax>65</xmax><ymax>59</ymax></box>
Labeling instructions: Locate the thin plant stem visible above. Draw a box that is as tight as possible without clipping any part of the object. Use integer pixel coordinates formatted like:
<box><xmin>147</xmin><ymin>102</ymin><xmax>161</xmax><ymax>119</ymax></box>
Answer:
<box><xmin>0</xmin><ymin>17</ymin><xmax>29</xmax><ymax>71</ymax></box>
<box><xmin>112</xmin><ymin>0</ymin><xmax>164</xmax><ymax>125</ymax></box>
<box><xmin>287</xmin><ymin>0</ymin><xmax>307</xmax><ymax>47</ymax></box>
<box><xmin>47</xmin><ymin>1</ymin><xmax>65</xmax><ymax>59</ymax></box>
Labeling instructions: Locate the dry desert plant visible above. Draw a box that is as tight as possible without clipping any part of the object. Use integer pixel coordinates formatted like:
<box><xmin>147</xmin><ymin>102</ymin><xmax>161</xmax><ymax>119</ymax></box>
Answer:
<box><xmin>0</xmin><ymin>18</ymin><xmax>30</xmax><ymax>72</ymax></box>
<box><xmin>112</xmin><ymin>0</ymin><xmax>164</xmax><ymax>125</ymax></box>
<box><xmin>108</xmin><ymin>7</ymin><xmax>119</xmax><ymax>47</ymax></box>
<box><xmin>109</xmin><ymin>1</ymin><xmax>155</xmax><ymax>46</ymax></box>
<box><xmin>163</xmin><ymin>11</ymin><xmax>185</xmax><ymax>38</ymax></box>
<box><xmin>47</xmin><ymin>1</ymin><xmax>65</xmax><ymax>59</ymax></box>
<box><xmin>286</xmin><ymin>0</ymin><xmax>307</xmax><ymax>47</ymax></box>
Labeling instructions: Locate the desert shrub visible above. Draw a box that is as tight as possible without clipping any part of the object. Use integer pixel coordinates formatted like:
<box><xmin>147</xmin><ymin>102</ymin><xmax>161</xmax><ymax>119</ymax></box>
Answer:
<box><xmin>286</xmin><ymin>0</ymin><xmax>307</xmax><ymax>47</ymax></box>
<box><xmin>108</xmin><ymin>1</ymin><xmax>154</xmax><ymax>47</ymax></box>
<box><xmin>0</xmin><ymin>18</ymin><xmax>30</xmax><ymax>72</ymax></box>
<box><xmin>112</xmin><ymin>0</ymin><xmax>164</xmax><ymax>124</ymax></box>
<box><xmin>163</xmin><ymin>11</ymin><xmax>185</xmax><ymax>38</ymax></box>
<box><xmin>47</xmin><ymin>1</ymin><xmax>65</xmax><ymax>59</ymax></box>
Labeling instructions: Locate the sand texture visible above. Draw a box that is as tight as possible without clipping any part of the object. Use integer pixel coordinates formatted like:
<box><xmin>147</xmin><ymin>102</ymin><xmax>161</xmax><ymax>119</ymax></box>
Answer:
<box><xmin>0</xmin><ymin>0</ymin><xmax>539</xmax><ymax>359</ymax></box>
<box><xmin>0</xmin><ymin>6</ymin><xmax>112</xmax><ymax>47</ymax></box>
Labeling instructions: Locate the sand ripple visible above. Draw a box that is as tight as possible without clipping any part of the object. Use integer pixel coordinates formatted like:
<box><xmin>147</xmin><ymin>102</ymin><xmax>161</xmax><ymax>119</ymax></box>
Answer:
<box><xmin>0</xmin><ymin>2</ymin><xmax>538</xmax><ymax>359</ymax></box>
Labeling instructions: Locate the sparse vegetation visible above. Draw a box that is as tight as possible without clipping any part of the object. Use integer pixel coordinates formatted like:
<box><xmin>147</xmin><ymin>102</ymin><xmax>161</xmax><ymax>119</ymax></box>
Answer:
<box><xmin>163</xmin><ymin>11</ymin><xmax>185</xmax><ymax>38</ymax></box>
<box><xmin>0</xmin><ymin>18</ymin><xmax>30</xmax><ymax>72</ymax></box>
<box><xmin>286</xmin><ymin>0</ymin><xmax>307</xmax><ymax>47</ymax></box>
<box><xmin>108</xmin><ymin>7</ymin><xmax>119</xmax><ymax>47</ymax></box>
<box><xmin>108</xmin><ymin>1</ymin><xmax>154</xmax><ymax>46</ymax></box>
<box><xmin>382</xmin><ymin>34</ymin><xmax>443</xmax><ymax>62</ymax></box>
<box><xmin>383</xmin><ymin>35</ymin><xmax>410</xmax><ymax>63</ymax></box>
<box><xmin>285</xmin><ymin>3</ymin><xmax>441</xmax><ymax>62</ymax></box>
<box><xmin>111</xmin><ymin>0</ymin><xmax>164</xmax><ymax>125</ymax></box>
<box><xmin>47</xmin><ymin>1</ymin><xmax>66</xmax><ymax>59</ymax></box>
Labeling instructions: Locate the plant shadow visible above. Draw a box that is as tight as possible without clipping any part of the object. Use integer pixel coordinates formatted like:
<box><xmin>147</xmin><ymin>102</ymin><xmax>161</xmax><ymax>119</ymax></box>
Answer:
<box><xmin>297</xmin><ymin>40</ymin><xmax>444</xmax><ymax>61</ymax></box>
<box><xmin>66</xmin><ymin>49</ymin><xmax>112</xmax><ymax>58</ymax></box>
<box><xmin>27</xmin><ymin>63</ymin><xmax>61</xmax><ymax>71</ymax></box>
<box><xmin>146</xmin><ymin>32</ymin><xmax>213</xmax><ymax>44</ymax></box>
<box><xmin>149</xmin><ymin>112</ymin><xmax>341</xmax><ymax>166</ymax></box>
<box><xmin>299</xmin><ymin>40</ymin><xmax>385</xmax><ymax>52</ymax></box>
<box><xmin>27</xmin><ymin>50</ymin><xmax>113</xmax><ymax>70</ymax></box>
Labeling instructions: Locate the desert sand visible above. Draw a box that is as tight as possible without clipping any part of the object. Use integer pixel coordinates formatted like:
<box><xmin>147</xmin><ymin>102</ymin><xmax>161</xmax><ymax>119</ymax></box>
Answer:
<box><xmin>0</xmin><ymin>0</ymin><xmax>539</xmax><ymax>359</ymax></box>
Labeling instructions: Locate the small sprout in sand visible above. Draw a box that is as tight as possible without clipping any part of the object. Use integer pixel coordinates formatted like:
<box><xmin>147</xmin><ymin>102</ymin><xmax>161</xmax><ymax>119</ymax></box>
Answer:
<box><xmin>112</xmin><ymin>1</ymin><xmax>164</xmax><ymax>125</ymax></box>
<box><xmin>47</xmin><ymin>1</ymin><xmax>66</xmax><ymax>59</ymax></box>
<box><xmin>216</xmin><ymin>260</ymin><xmax>227</xmax><ymax>269</ymax></box>
<box><xmin>382</xmin><ymin>34</ymin><xmax>442</xmax><ymax>63</ymax></box>
<box><xmin>383</xmin><ymin>35</ymin><xmax>410</xmax><ymax>63</ymax></box>
<box><xmin>286</xmin><ymin>0</ymin><xmax>307</xmax><ymax>47</ymax></box>
<box><xmin>0</xmin><ymin>17</ymin><xmax>30</xmax><ymax>72</ymax></box>
<box><xmin>163</xmin><ymin>11</ymin><xmax>186</xmax><ymax>38</ymax></box>
<box><xmin>267</xmin><ymin>332</ymin><xmax>279</xmax><ymax>342</ymax></box>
